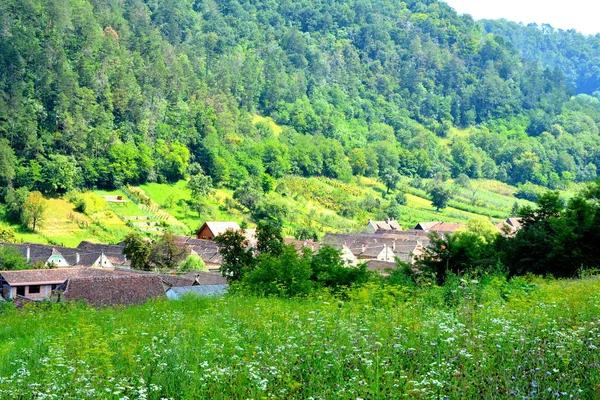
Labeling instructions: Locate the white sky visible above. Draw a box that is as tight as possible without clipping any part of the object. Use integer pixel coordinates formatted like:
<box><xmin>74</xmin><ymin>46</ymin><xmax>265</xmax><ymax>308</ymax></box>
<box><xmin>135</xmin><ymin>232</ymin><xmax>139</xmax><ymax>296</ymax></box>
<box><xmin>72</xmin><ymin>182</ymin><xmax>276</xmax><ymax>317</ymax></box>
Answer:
<box><xmin>442</xmin><ymin>0</ymin><xmax>600</xmax><ymax>35</ymax></box>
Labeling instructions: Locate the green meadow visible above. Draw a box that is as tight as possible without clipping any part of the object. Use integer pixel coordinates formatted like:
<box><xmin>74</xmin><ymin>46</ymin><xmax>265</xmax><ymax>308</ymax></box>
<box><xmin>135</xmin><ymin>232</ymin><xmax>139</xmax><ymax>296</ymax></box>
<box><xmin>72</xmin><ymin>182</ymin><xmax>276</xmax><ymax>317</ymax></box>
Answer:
<box><xmin>1</xmin><ymin>275</ymin><xmax>599</xmax><ymax>399</ymax></box>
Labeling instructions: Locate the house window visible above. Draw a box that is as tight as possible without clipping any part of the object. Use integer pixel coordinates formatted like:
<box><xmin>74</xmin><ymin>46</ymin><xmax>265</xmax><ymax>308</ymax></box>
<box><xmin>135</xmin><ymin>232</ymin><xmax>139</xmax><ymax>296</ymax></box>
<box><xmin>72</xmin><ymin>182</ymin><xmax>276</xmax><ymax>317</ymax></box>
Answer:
<box><xmin>29</xmin><ymin>285</ymin><xmax>41</xmax><ymax>294</ymax></box>
<box><xmin>17</xmin><ymin>286</ymin><xmax>25</xmax><ymax>296</ymax></box>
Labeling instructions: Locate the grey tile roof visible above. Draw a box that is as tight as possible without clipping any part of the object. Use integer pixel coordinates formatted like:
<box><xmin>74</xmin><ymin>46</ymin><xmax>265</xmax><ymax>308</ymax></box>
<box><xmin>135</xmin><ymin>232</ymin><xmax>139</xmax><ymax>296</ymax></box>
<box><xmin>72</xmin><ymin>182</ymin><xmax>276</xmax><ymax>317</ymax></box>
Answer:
<box><xmin>166</xmin><ymin>285</ymin><xmax>228</xmax><ymax>300</ymax></box>
<box><xmin>365</xmin><ymin>260</ymin><xmax>398</xmax><ymax>276</ymax></box>
<box><xmin>182</xmin><ymin>271</ymin><xmax>227</xmax><ymax>285</ymax></box>
<box><xmin>0</xmin><ymin>241</ymin><xmax>128</xmax><ymax>268</ymax></box>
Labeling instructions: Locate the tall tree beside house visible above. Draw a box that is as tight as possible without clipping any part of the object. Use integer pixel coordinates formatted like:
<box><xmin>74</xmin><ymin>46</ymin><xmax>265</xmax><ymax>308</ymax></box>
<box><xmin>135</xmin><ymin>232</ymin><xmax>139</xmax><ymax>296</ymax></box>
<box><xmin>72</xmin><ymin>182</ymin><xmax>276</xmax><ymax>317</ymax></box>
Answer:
<box><xmin>255</xmin><ymin>221</ymin><xmax>284</xmax><ymax>257</ymax></box>
<box><xmin>149</xmin><ymin>232</ymin><xmax>190</xmax><ymax>270</ymax></box>
<box><xmin>4</xmin><ymin>188</ymin><xmax>29</xmax><ymax>224</ymax></box>
<box><xmin>123</xmin><ymin>233</ymin><xmax>152</xmax><ymax>271</ymax></box>
<box><xmin>214</xmin><ymin>229</ymin><xmax>255</xmax><ymax>282</ymax></box>
<box><xmin>21</xmin><ymin>191</ymin><xmax>46</xmax><ymax>232</ymax></box>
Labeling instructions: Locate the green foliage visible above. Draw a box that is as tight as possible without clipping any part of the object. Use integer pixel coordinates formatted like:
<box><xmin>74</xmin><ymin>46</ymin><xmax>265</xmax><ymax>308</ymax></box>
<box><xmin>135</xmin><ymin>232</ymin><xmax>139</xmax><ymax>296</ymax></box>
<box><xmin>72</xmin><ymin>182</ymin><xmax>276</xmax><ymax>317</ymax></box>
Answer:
<box><xmin>242</xmin><ymin>246</ymin><xmax>314</xmax><ymax>297</ymax></box>
<box><xmin>418</xmin><ymin>183</ymin><xmax>600</xmax><ymax>283</ymax></box>
<box><xmin>149</xmin><ymin>232</ymin><xmax>190</xmax><ymax>271</ymax></box>
<box><xmin>428</xmin><ymin>183</ymin><xmax>454</xmax><ymax>211</ymax></box>
<box><xmin>4</xmin><ymin>188</ymin><xmax>29</xmax><ymax>224</ymax></box>
<box><xmin>515</xmin><ymin>182</ymin><xmax>545</xmax><ymax>202</ymax></box>
<box><xmin>0</xmin><ymin>225</ymin><xmax>18</xmax><ymax>244</ymax></box>
<box><xmin>0</xmin><ymin>139</ymin><xmax>16</xmax><ymax>189</ymax></box>
<box><xmin>40</xmin><ymin>155</ymin><xmax>79</xmax><ymax>195</ymax></box>
<box><xmin>21</xmin><ymin>191</ymin><xmax>46</xmax><ymax>232</ymax></box>
<box><xmin>255</xmin><ymin>221</ymin><xmax>284</xmax><ymax>257</ymax></box>
<box><xmin>310</xmin><ymin>246</ymin><xmax>370</xmax><ymax>291</ymax></box>
<box><xmin>501</xmin><ymin>188</ymin><xmax>600</xmax><ymax>277</ymax></box>
<box><xmin>0</xmin><ymin>246</ymin><xmax>28</xmax><ymax>270</ymax></box>
<box><xmin>251</xmin><ymin>199</ymin><xmax>288</xmax><ymax>225</ymax></box>
<box><xmin>214</xmin><ymin>229</ymin><xmax>255</xmax><ymax>283</ymax></box>
<box><xmin>178</xmin><ymin>256</ymin><xmax>207</xmax><ymax>273</ymax></box>
<box><xmin>123</xmin><ymin>233</ymin><xmax>152</xmax><ymax>271</ymax></box>
<box><xmin>0</xmin><ymin>0</ymin><xmax>598</xmax><ymax>200</ymax></box>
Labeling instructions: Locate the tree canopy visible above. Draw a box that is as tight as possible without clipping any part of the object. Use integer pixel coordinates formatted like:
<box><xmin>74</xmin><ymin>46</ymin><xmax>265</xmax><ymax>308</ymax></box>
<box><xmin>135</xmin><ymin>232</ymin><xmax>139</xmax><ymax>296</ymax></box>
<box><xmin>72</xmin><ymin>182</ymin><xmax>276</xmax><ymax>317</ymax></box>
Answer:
<box><xmin>0</xmin><ymin>0</ymin><xmax>598</xmax><ymax>198</ymax></box>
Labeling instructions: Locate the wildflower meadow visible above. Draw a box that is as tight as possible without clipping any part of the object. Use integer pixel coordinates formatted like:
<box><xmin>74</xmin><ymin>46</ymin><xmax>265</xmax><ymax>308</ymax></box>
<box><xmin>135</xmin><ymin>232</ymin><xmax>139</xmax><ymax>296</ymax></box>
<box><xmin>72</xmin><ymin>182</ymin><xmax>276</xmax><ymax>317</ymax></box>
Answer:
<box><xmin>1</xmin><ymin>275</ymin><xmax>599</xmax><ymax>399</ymax></box>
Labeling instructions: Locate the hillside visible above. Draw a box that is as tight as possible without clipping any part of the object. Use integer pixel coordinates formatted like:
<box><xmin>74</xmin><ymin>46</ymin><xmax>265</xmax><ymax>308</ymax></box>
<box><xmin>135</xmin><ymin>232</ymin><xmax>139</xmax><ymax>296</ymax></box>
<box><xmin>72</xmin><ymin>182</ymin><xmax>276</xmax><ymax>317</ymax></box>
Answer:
<box><xmin>1</xmin><ymin>0</ymin><xmax>599</xmax><ymax>243</ymax></box>
<box><xmin>1</xmin><ymin>0</ymin><xmax>599</xmax><ymax>190</ymax></box>
<box><xmin>2</xmin><ymin>173</ymin><xmax>535</xmax><ymax>246</ymax></box>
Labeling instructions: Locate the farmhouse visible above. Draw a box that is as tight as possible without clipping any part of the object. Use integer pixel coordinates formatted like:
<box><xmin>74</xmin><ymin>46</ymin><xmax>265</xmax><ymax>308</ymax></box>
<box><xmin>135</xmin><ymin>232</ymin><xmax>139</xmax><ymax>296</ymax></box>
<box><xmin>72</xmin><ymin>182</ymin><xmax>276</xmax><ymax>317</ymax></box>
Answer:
<box><xmin>363</xmin><ymin>218</ymin><xmax>402</xmax><ymax>234</ymax></box>
<box><xmin>414</xmin><ymin>222</ymin><xmax>442</xmax><ymax>231</ymax></box>
<box><xmin>0</xmin><ymin>268</ymin><xmax>81</xmax><ymax>300</ymax></box>
<box><xmin>0</xmin><ymin>268</ymin><xmax>136</xmax><ymax>300</ymax></box>
<box><xmin>413</xmin><ymin>222</ymin><xmax>464</xmax><ymax>233</ymax></box>
<box><xmin>186</xmin><ymin>238</ymin><xmax>223</xmax><ymax>270</ymax></box>
<box><xmin>322</xmin><ymin>232</ymin><xmax>428</xmax><ymax>269</ymax></box>
<box><xmin>195</xmin><ymin>222</ymin><xmax>241</xmax><ymax>240</ymax></box>
<box><xmin>496</xmin><ymin>218</ymin><xmax>523</xmax><ymax>236</ymax></box>
<box><xmin>0</xmin><ymin>241</ymin><xmax>128</xmax><ymax>269</ymax></box>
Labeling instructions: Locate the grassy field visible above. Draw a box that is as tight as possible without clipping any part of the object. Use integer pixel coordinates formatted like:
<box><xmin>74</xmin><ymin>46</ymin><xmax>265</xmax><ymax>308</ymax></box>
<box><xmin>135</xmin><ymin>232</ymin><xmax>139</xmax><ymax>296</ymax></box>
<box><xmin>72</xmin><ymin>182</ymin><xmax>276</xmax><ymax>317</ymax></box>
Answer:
<box><xmin>1</xmin><ymin>275</ymin><xmax>599</xmax><ymax>399</ymax></box>
<box><xmin>1</xmin><ymin>174</ymin><xmax>539</xmax><ymax>245</ymax></box>
<box><xmin>123</xmin><ymin>175</ymin><xmax>531</xmax><ymax>238</ymax></box>
<box><xmin>0</xmin><ymin>193</ymin><xmax>132</xmax><ymax>247</ymax></box>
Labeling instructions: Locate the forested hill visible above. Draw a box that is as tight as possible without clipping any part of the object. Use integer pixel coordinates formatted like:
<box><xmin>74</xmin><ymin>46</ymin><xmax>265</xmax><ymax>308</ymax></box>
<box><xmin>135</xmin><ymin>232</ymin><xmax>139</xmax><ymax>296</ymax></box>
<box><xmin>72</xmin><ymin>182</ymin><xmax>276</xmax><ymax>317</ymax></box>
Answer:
<box><xmin>482</xmin><ymin>20</ymin><xmax>600</xmax><ymax>95</ymax></box>
<box><xmin>1</xmin><ymin>0</ymin><xmax>599</xmax><ymax>197</ymax></box>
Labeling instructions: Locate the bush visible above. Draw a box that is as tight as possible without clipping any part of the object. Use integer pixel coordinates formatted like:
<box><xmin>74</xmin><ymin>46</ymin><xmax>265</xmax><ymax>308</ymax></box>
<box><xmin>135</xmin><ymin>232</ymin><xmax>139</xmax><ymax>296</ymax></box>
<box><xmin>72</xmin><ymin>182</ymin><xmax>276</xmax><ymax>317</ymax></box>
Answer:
<box><xmin>242</xmin><ymin>246</ymin><xmax>314</xmax><ymax>297</ymax></box>
<box><xmin>179</xmin><ymin>255</ymin><xmax>207</xmax><ymax>272</ymax></box>
<box><xmin>514</xmin><ymin>182</ymin><xmax>544</xmax><ymax>202</ymax></box>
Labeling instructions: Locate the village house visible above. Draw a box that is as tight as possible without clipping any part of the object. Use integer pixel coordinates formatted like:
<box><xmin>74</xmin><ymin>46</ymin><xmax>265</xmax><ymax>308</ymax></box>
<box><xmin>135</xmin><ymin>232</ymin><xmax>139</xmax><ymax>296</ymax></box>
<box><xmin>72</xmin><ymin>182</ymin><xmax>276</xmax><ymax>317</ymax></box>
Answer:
<box><xmin>195</xmin><ymin>222</ymin><xmax>241</xmax><ymax>240</ymax></box>
<box><xmin>363</xmin><ymin>218</ymin><xmax>402</xmax><ymax>234</ymax></box>
<box><xmin>0</xmin><ymin>241</ymin><xmax>129</xmax><ymax>269</ymax></box>
<box><xmin>0</xmin><ymin>268</ymin><xmax>80</xmax><ymax>300</ymax></box>
<box><xmin>322</xmin><ymin>232</ymin><xmax>428</xmax><ymax>271</ymax></box>
<box><xmin>0</xmin><ymin>268</ymin><xmax>136</xmax><ymax>300</ymax></box>
<box><xmin>414</xmin><ymin>222</ymin><xmax>442</xmax><ymax>231</ymax></box>
<box><xmin>413</xmin><ymin>222</ymin><xmax>464</xmax><ymax>234</ymax></box>
<box><xmin>186</xmin><ymin>238</ymin><xmax>223</xmax><ymax>271</ymax></box>
<box><xmin>496</xmin><ymin>218</ymin><xmax>523</xmax><ymax>236</ymax></box>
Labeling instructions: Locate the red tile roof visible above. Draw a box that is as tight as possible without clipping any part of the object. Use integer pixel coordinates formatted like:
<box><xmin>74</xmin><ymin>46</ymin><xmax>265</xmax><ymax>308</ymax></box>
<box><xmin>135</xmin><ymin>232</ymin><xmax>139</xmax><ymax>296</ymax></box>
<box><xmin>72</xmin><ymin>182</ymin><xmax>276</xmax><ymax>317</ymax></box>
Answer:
<box><xmin>61</xmin><ymin>275</ymin><xmax>165</xmax><ymax>307</ymax></box>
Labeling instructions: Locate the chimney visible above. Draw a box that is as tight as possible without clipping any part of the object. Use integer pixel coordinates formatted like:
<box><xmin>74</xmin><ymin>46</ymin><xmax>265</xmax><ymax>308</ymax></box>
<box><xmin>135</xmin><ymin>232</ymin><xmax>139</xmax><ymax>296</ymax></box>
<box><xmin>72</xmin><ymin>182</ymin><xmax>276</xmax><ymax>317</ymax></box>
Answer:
<box><xmin>361</xmin><ymin>244</ymin><xmax>366</xmax><ymax>254</ymax></box>
<box><xmin>26</xmin><ymin>247</ymin><xmax>30</xmax><ymax>262</ymax></box>
<box><xmin>76</xmin><ymin>252</ymin><xmax>80</xmax><ymax>265</ymax></box>
<box><xmin>392</xmin><ymin>241</ymin><xmax>396</xmax><ymax>251</ymax></box>
<box><xmin>385</xmin><ymin>217</ymin><xmax>390</xmax><ymax>225</ymax></box>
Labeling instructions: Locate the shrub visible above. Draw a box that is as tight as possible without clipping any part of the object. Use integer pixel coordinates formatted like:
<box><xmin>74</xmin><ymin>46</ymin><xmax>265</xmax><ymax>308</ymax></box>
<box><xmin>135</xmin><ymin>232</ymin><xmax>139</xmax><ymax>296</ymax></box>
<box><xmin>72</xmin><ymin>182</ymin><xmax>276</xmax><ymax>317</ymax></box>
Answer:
<box><xmin>179</xmin><ymin>255</ymin><xmax>207</xmax><ymax>272</ymax></box>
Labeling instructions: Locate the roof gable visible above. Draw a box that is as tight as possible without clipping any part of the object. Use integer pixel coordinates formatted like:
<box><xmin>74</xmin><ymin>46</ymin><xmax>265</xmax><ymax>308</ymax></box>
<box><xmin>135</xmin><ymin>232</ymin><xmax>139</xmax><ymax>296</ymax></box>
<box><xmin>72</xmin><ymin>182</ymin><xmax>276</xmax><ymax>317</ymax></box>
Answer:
<box><xmin>197</xmin><ymin>222</ymin><xmax>241</xmax><ymax>237</ymax></box>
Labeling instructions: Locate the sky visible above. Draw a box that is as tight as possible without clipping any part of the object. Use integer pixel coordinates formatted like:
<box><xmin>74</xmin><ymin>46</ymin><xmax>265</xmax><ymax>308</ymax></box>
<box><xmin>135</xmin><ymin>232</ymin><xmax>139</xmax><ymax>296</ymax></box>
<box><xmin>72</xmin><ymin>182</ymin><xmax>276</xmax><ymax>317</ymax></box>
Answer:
<box><xmin>443</xmin><ymin>0</ymin><xmax>600</xmax><ymax>35</ymax></box>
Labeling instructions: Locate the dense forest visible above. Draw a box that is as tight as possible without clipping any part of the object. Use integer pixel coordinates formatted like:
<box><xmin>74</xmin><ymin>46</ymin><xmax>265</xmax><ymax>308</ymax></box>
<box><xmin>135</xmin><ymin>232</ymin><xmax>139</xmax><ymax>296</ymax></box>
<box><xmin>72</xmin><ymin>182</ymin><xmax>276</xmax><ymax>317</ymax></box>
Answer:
<box><xmin>1</xmin><ymin>0</ymin><xmax>600</xmax><ymax>199</ymax></box>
